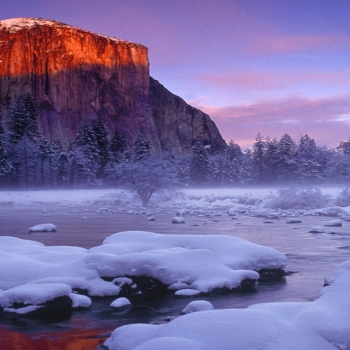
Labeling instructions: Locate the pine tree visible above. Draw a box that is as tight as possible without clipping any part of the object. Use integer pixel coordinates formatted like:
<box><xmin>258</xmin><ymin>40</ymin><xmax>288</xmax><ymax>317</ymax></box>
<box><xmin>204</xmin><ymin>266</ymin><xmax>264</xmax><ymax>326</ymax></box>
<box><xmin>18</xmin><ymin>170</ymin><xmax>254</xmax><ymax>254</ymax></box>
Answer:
<box><xmin>0</xmin><ymin>105</ymin><xmax>4</xmax><ymax>135</ymax></box>
<box><xmin>132</xmin><ymin>126</ymin><xmax>151</xmax><ymax>162</ymax></box>
<box><xmin>110</xmin><ymin>129</ymin><xmax>127</xmax><ymax>163</ymax></box>
<box><xmin>189</xmin><ymin>142</ymin><xmax>210</xmax><ymax>184</ymax></box>
<box><xmin>7</xmin><ymin>94</ymin><xmax>39</xmax><ymax>143</ymax></box>
<box><xmin>74</xmin><ymin>119</ymin><xmax>101</xmax><ymax>184</ymax></box>
<box><xmin>91</xmin><ymin>118</ymin><xmax>110</xmax><ymax>177</ymax></box>
<box><xmin>36</xmin><ymin>137</ymin><xmax>49</xmax><ymax>187</ymax></box>
<box><xmin>264</xmin><ymin>137</ymin><xmax>279</xmax><ymax>182</ymax></box>
<box><xmin>239</xmin><ymin>149</ymin><xmax>256</xmax><ymax>184</ymax></box>
<box><xmin>14</xmin><ymin>135</ymin><xmax>38</xmax><ymax>188</ymax></box>
<box><xmin>0</xmin><ymin>127</ymin><xmax>14</xmax><ymax>187</ymax></box>
<box><xmin>56</xmin><ymin>150</ymin><xmax>70</xmax><ymax>187</ymax></box>
<box><xmin>222</xmin><ymin>141</ymin><xmax>242</xmax><ymax>184</ymax></box>
<box><xmin>252</xmin><ymin>133</ymin><xmax>266</xmax><ymax>182</ymax></box>
<box><xmin>276</xmin><ymin>133</ymin><xmax>297</xmax><ymax>181</ymax></box>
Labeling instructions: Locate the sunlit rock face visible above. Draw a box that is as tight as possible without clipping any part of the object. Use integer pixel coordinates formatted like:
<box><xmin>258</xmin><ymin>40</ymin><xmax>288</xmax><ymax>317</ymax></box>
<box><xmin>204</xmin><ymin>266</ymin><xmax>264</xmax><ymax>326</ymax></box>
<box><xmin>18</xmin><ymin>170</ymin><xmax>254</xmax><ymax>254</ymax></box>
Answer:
<box><xmin>0</xmin><ymin>18</ymin><xmax>226</xmax><ymax>153</ymax></box>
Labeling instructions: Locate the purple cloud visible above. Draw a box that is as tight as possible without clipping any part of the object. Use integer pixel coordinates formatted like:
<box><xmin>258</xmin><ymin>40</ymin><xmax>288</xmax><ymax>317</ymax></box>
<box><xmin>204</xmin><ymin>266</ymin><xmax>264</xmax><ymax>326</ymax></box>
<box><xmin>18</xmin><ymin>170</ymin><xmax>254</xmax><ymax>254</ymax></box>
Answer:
<box><xmin>192</xmin><ymin>94</ymin><xmax>350</xmax><ymax>148</ymax></box>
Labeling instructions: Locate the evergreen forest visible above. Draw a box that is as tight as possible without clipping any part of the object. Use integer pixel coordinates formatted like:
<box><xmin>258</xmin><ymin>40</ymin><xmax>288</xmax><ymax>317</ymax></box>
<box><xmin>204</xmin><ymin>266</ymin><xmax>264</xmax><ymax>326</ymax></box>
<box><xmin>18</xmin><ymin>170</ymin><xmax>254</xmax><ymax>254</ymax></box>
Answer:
<box><xmin>1</xmin><ymin>94</ymin><xmax>350</xmax><ymax>201</ymax></box>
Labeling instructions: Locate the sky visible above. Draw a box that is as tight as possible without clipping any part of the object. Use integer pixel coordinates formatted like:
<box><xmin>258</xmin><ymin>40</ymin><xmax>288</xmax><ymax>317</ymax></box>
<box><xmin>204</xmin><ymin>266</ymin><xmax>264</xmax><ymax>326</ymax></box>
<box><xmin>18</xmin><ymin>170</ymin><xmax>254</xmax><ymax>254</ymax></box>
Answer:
<box><xmin>1</xmin><ymin>0</ymin><xmax>350</xmax><ymax>148</ymax></box>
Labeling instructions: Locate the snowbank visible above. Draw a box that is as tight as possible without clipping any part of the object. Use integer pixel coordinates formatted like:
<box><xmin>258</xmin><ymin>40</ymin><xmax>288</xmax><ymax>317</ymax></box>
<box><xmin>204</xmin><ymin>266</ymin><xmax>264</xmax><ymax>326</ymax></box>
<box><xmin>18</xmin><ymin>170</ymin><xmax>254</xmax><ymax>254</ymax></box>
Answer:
<box><xmin>87</xmin><ymin>231</ymin><xmax>286</xmax><ymax>293</ymax></box>
<box><xmin>104</xmin><ymin>260</ymin><xmax>350</xmax><ymax>350</ymax></box>
<box><xmin>0</xmin><ymin>231</ymin><xmax>286</xmax><ymax>317</ymax></box>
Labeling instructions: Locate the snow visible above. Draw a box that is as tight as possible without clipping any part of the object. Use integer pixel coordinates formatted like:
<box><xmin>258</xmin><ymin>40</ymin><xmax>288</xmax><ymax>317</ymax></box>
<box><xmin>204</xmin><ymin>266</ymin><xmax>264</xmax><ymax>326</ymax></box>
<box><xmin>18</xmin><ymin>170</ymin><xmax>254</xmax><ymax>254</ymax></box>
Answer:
<box><xmin>309</xmin><ymin>226</ymin><xmax>326</xmax><ymax>233</ymax></box>
<box><xmin>0</xmin><ymin>283</ymin><xmax>71</xmax><ymax>308</ymax></box>
<box><xmin>324</xmin><ymin>219</ymin><xmax>342</xmax><ymax>227</ymax></box>
<box><xmin>87</xmin><ymin>230</ymin><xmax>286</xmax><ymax>293</ymax></box>
<box><xmin>0</xmin><ymin>17</ymin><xmax>142</xmax><ymax>47</ymax></box>
<box><xmin>171</xmin><ymin>216</ymin><xmax>185</xmax><ymax>224</ymax></box>
<box><xmin>0</xmin><ymin>230</ymin><xmax>285</xmax><ymax>310</ymax></box>
<box><xmin>104</xmin><ymin>260</ymin><xmax>350</xmax><ymax>350</ymax></box>
<box><xmin>110</xmin><ymin>297</ymin><xmax>131</xmax><ymax>309</ymax></box>
<box><xmin>69</xmin><ymin>293</ymin><xmax>91</xmax><ymax>308</ymax></box>
<box><xmin>182</xmin><ymin>300</ymin><xmax>214</xmax><ymax>314</ymax></box>
<box><xmin>28</xmin><ymin>223</ymin><xmax>57</xmax><ymax>232</ymax></box>
<box><xmin>174</xmin><ymin>289</ymin><xmax>201</xmax><ymax>297</ymax></box>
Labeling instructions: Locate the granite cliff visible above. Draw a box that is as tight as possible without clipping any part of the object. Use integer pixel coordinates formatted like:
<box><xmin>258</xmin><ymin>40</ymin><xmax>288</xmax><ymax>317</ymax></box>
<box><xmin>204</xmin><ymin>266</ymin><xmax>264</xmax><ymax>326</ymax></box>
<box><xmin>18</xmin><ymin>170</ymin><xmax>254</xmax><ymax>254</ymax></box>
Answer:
<box><xmin>0</xmin><ymin>17</ymin><xmax>226</xmax><ymax>153</ymax></box>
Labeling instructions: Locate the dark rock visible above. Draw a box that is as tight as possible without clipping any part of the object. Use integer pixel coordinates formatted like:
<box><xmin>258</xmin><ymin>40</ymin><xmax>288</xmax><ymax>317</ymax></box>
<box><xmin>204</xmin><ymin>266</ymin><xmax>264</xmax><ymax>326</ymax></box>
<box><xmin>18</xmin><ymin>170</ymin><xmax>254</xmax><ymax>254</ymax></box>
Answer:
<box><xmin>0</xmin><ymin>295</ymin><xmax>72</xmax><ymax>321</ymax></box>
<box><xmin>115</xmin><ymin>276</ymin><xmax>169</xmax><ymax>300</ymax></box>
<box><xmin>258</xmin><ymin>268</ymin><xmax>285</xmax><ymax>281</ymax></box>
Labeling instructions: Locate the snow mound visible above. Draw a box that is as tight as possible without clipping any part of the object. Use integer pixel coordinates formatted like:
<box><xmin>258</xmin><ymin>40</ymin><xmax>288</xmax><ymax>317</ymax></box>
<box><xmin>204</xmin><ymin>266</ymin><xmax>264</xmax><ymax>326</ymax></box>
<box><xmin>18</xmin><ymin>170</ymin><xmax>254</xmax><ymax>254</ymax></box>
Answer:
<box><xmin>182</xmin><ymin>300</ymin><xmax>214</xmax><ymax>314</ymax></box>
<box><xmin>28</xmin><ymin>223</ymin><xmax>57</xmax><ymax>232</ymax></box>
<box><xmin>0</xmin><ymin>231</ymin><xmax>286</xmax><ymax>304</ymax></box>
<box><xmin>0</xmin><ymin>283</ymin><xmax>71</xmax><ymax>308</ymax></box>
<box><xmin>70</xmin><ymin>293</ymin><xmax>91</xmax><ymax>308</ymax></box>
<box><xmin>324</xmin><ymin>219</ymin><xmax>342</xmax><ymax>227</ymax></box>
<box><xmin>309</xmin><ymin>226</ymin><xmax>326</xmax><ymax>233</ymax></box>
<box><xmin>110</xmin><ymin>297</ymin><xmax>131</xmax><ymax>310</ymax></box>
<box><xmin>104</xmin><ymin>260</ymin><xmax>350</xmax><ymax>350</ymax></box>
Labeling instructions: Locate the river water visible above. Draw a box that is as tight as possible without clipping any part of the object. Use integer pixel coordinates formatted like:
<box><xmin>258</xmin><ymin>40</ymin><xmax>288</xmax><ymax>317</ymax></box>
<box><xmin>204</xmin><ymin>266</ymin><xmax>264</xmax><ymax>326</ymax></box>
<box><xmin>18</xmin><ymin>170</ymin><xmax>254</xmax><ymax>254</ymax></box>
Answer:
<box><xmin>0</xmin><ymin>205</ymin><xmax>350</xmax><ymax>349</ymax></box>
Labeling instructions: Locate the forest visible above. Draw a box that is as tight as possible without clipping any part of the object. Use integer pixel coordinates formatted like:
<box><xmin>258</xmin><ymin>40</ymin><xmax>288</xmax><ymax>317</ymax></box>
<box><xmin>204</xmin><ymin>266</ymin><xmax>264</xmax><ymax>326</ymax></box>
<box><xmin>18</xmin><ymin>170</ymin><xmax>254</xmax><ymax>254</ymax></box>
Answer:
<box><xmin>1</xmin><ymin>94</ymin><xmax>350</xmax><ymax>201</ymax></box>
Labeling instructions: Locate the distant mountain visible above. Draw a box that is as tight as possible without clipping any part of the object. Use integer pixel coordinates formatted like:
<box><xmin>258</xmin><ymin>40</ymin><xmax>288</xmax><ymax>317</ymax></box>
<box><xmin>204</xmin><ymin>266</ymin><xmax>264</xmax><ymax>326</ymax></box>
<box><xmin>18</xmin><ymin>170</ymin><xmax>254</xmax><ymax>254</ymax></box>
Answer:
<box><xmin>0</xmin><ymin>17</ymin><xmax>226</xmax><ymax>153</ymax></box>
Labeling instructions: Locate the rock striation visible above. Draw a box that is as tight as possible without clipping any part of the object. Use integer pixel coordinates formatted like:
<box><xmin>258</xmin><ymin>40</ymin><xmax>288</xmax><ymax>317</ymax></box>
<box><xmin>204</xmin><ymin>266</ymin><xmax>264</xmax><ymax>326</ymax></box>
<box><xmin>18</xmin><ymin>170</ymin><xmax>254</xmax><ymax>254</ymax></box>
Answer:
<box><xmin>0</xmin><ymin>17</ymin><xmax>226</xmax><ymax>153</ymax></box>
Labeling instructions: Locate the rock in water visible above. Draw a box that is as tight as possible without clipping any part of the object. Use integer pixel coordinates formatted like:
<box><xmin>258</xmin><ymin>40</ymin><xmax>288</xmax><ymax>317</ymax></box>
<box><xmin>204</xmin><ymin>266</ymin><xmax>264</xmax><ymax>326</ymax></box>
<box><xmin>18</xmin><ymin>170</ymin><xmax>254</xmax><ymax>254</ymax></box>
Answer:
<box><xmin>0</xmin><ymin>17</ymin><xmax>226</xmax><ymax>154</ymax></box>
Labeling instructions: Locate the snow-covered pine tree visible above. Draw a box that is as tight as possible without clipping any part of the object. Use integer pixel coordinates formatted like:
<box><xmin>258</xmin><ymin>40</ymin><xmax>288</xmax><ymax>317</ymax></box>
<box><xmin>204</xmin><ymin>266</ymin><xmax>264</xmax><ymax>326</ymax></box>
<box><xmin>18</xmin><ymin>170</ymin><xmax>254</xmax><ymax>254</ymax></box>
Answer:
<box><xmin>296</xmin><ymin>134</ymin><xmax>324</xmax><ymax>182</ymax></box>
<box><xmin>110</xmin><ymin>129</ymin><xmax>127</xmax><ymax>163</ymax></box>
<box><xmin>56</xmin><ymin>149</ymin><xmax>70</xmax><ymax>187</ymax></box>
<box><xmin>239</xmin><ymin>148</ymin><xmax>256</xmax><ymax>184</ymax></box>
<box><xmin>0</xmin><ymin>124</ymin><xmax>14</xmax><ymax>187</ymax></box>
<box><xmin>14</xmin><ymin>134</ymin><xmax>38</xmax><ymax>188</ymax></box>
<box><xmin>132</xmin><ymin>126</ymin><xmax>151</xmax><ymax>162</ymax></box>
<box><xmin>73</xmin><ymin>119</ymin><xmax>101</xmax><ymax>184</ymax></box>
<box><xmin>221</xmin><ymin>140</ymin><xmax>242</xmax><ymax>184</ymax></box>
<box><xmin>7</xmin><ymin>94</ymin><xmax>39</xmax><ymax>143</ymax></box>
<box><xmin>276</xmin><ymin>133</ymin><xmax>297</xmax><ymax>181</ymax></box>
<box><xmin>36</xmin><ymin>137</ymin><xmax>49</xmax><ymax>187</ymax></box>
<box><xmin>189</xmin><ymin>141</ymin><xmax>210</xmax><ymax>184</ymax></box>
<box><xmin>252</xmin><ymin>133</ymin><xmax>267</xmax><ymax>182</ymax></box>
<box><xmin>264</xmin><ymin>137</ymin><xmax>279</xmax><ymax>183</ymax></box>
<box><xmin>91</xmin><ymin>118</ymin><xmax>110</xmax><ymax>177</ymax></box>
<box><xmin>0</xmin><ymin>105</ymin><xmax>3</xmax><ymax>134</ymax></box>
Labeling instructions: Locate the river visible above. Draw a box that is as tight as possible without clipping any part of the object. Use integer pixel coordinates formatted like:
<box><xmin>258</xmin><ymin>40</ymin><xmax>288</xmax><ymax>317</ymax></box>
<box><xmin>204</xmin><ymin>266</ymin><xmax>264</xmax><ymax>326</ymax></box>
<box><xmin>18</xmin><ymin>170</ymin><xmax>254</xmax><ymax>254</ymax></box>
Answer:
<box><xmin>0</xmin><ymin>204</ymin><xmax>349</xmax><ymax>349</ymax></box>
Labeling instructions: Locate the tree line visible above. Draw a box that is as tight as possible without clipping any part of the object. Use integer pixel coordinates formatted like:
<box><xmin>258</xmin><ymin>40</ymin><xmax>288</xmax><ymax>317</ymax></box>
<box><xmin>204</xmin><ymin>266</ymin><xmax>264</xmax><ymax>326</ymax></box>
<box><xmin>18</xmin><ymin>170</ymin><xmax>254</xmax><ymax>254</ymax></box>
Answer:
<box><xmin>1</xmin><ymin>94</ymin><xmax>350</xmax><ymax>197</ymax></box>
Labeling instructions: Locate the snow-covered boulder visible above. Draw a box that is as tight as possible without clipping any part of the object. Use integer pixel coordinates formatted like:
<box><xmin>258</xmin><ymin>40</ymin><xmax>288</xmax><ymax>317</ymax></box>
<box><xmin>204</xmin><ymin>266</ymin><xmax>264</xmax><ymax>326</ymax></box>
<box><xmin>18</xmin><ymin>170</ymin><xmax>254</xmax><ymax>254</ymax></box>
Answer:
<box><xmin>28</xmin><ymin>223</ymin><xmax>57</xmax><ymax>232</ymax></box>
<box><xmin>70</xmin><ymin>293</ymin><xmax>91</xmax><ymax>308</ymax></box>
<box><xmin>324</xmin><ymin>219</ymin><xmax>342</xmax><ymax>227</ymax></box>
<box><xmin>0</xmin><ymin>283</ymin><xmax>72</xmax><ymax>319</ymax></box>
<box><xmin>313</xmin><ymin>206</ymin><xmax>348</xmax><ymax>217</ymax></box>
<box><xmin>110</xmin><ymin>297</ymin><xmax>131</xmax><ymax>310</ymax></box>
<box><xmin>286</xmin><ymin>218</ymin><xmax>302</xmax><ymax>224</ymax></box>
<box><xmin>227</xmin><ymin>208</ymin><xmax>237</xmax><ymax>216</ymax></box>
<box><xmin>175</xmin><ymin>289</ymin><xmax>201</xmax><ymax>297</ymax></box>
<box><xmin>309</xmin><ymin>226</ymin><xmax>326</xmax><ymax>233</ymax></box>
<box><xmin>86</xmin><ymin>231</ymin><xmax>286</xmax><ymax>295</ymax></box>
<box><xmin>171</xmin><ymin>216</ymin><xmax>185</xmax><ymax>224</ymax></box>
<box><xmin>182</xmin><ymin>300</ymin><xmax>214</xmax><ymax>314</ymax></box>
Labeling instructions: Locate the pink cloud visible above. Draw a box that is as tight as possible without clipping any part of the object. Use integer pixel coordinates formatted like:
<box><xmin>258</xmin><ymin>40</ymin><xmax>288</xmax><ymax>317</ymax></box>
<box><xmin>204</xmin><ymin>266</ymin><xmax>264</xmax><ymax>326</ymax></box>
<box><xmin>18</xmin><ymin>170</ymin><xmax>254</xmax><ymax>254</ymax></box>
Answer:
<box><xmin>192</xmin><ymin>95</ymin><xmax>350</xmax><ymax>148</ymax></box>
<box><xmin>196</xmin><ymin>71</ymin><xmax>350</xmax><ymax>91</ymax></box>
<box><xmin>249</xmin><ymin>34</ymin><xmax>350</xmax><ymax>55</ymax></box>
